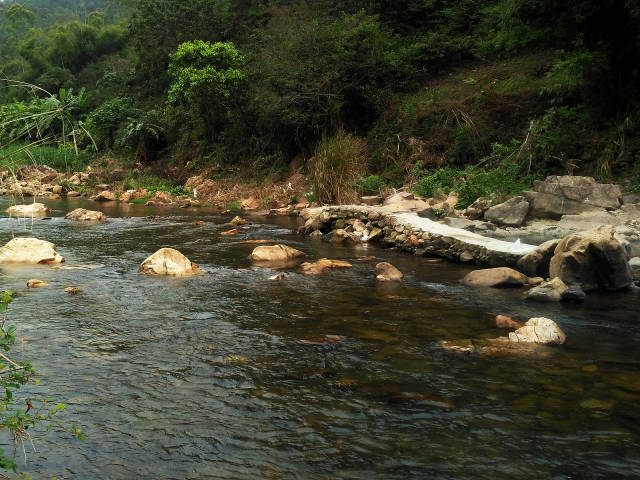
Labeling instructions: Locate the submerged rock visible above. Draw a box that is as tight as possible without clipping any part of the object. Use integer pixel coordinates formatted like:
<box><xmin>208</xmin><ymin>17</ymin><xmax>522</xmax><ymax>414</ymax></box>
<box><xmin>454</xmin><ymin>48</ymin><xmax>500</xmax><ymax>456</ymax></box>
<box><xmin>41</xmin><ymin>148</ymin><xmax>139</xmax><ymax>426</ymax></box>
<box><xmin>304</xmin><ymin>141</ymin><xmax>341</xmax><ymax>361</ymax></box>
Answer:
<box><xmin>249</xmin><ymin>244</ymin><xmax>305</xmax><ymax>263</ymax></box>
<box><xmin>376</xmin><ymin>262</ymin><xmax>404</xmax><ymax>282</ymax></box>
<box><xmin>220</xmin><ymin>228</ymin><xmax>238</xmax><ymax>236</ymax></box>
<box><xmin>495</xmin><ymin>315</ymin><xmax>523</xmax><ymax>329</ymax></box>
<box><xmin>65</xmin><ymin>208</ymin><xmax>107</xmax><ymax>222</ymax></box>
<box><xmin>139</xmin><ymin>248</ymin><xmax>205</xmax><ymax>276</ymax></box>
<box><xmin>27</xmin><ymin>279</ymin><xmax>49</xmax><ymax>288</ymax></box>
<box><xmin>64</xmin><ymin>286</ymin><xmax>82</xmax><ymax>294</ymax></box>
<box><xmin>0</xmin><ymin>238</ymin><xmax>65</xmax><ymax>264</ymax></box>
<box><xmin>301</xmin><ymin>258</ymin><xmax>352</xmax><ymax>275</ymax></box>
<box><xmin>462</xmin><ymin>267</ymin><xmax>531</xmax><ymax>288</ymax></box>
<box><xmin>5</xmin><ymin>203</ymin><xmax>50</xmax><ymax>218</ymax></box>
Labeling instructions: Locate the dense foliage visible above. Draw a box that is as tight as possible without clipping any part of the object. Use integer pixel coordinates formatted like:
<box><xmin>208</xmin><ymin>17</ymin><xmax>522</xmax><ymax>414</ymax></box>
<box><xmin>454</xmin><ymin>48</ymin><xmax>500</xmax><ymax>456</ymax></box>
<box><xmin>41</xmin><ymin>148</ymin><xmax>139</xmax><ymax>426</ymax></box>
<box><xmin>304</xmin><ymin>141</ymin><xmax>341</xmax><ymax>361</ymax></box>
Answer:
<box><xmin>1</xmin><ymin>0</ymin><xmax>639</xmax><ymax>190</ymax></box>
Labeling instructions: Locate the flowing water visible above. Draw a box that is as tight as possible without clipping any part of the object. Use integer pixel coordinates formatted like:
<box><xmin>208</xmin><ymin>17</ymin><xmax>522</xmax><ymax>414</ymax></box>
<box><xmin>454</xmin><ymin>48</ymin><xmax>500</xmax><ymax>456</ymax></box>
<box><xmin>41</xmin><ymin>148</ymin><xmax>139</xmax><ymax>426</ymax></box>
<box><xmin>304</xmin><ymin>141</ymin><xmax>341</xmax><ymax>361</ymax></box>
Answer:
<box><xmin>1</xmin><ymin>197</ymin><xmax>640</xmax><ymax>479</ymax></box>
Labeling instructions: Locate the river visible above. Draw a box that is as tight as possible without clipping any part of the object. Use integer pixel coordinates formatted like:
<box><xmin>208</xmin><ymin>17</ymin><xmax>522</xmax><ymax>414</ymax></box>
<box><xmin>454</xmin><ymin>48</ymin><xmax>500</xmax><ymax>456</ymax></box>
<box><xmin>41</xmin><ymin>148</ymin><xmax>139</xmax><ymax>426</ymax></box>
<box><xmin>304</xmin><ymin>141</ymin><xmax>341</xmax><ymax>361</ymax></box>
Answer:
<box><xmin>1</xmin><ymin>197</ymin><xmax>639</xmax><ymax>479</ymax></box>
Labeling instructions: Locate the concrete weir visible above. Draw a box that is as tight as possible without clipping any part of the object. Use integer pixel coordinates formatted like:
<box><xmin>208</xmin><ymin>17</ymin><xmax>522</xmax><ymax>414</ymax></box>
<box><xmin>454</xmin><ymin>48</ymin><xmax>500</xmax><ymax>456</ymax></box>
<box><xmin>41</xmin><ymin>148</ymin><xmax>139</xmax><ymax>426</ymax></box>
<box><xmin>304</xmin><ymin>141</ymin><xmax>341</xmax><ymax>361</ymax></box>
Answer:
<box><xmin>305</xmin><ymin>205</ymin><xmax>537</xmax><ymax>267</ymax></box>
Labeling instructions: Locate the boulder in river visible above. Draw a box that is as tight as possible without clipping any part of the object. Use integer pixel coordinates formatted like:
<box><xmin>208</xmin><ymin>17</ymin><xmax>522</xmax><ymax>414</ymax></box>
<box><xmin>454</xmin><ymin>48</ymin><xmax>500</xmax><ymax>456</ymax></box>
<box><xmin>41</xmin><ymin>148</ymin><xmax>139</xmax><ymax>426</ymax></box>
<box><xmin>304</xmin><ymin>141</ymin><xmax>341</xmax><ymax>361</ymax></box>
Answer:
<box><xmin>0</xmin><ymin>237</ymin><xmax>65</xmax><ymax>264</ymax></box>
<box><xmin>516</xmin><ymin>239</ymin><xmax>560</xmax><ymax>278</ymax></box>
<box><xmin>139</xmin><ymin>248</ymin><xmax>205</xmax><ymax>276</ymax></box>
<box><xmin>301</xmin><ymin>258</ymin><xmax>352</xmax><ymax>275</ymax></box>
<box><xmin>483</xmin><ymin>196</ymin><xmax>530</xmax><ymax>227</ymax></box>
<box><xmin>524</xmin><ymin>277</ymin><xmax>568</xmax><ymax>302</ymax></box>
<box><xmin>508</xmin><ymin>317</ymin><xmax>566</xmax><ymax>345</ymax></box>
<box><xmin>145</xmin><ymin>190</ymin><xmax>174</xmax><ymax>206</ymax></box>
<box><xmin>65</xmin><ymin>208</ymin><xmax>107</xmax><ymax>222</ymax></box>
<box><xmin>230</xmin><ymin>216</ymin><xmax>248</xmax><ymax>226</ymax></box>
<box><xmin>93</xmin><ymin>190</ymin><xmax>116</xmax><ymax>202</ymax></box>
<box><xmin>5</xmin><ymin>203</ymin><xmax>50</xmax><ymax>218</ymax></box>
<box><xmin>376</xmin><ymin>262</ymin><xmax>404</xmax><ymax>282</ymax></box>
<box><xmin>462</xmin><ymin>267</ymin><xmax>531</xmax><ymax>288</ymax></box>
<box><xmin>27</xmin><ymin>279</ymin><xmax>49</xmax><ymax>288</ymax></box>
<box><xmin>549</xmin><ymin>225</ymin><xmax>632</xmax><ymax>291</ymax></box>
<box><xmin>249</xmin><ymin>244</ymin><xmax>305</xmax><ymax>263</ymax></box>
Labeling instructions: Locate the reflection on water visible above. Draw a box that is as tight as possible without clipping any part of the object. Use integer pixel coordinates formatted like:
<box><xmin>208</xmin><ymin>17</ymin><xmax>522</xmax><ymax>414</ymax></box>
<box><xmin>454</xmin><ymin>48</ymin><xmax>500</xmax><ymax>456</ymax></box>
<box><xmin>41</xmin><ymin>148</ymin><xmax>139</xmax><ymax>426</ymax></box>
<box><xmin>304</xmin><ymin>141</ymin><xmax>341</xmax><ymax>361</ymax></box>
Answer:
<box><xmin>1</xmin><ymin>196</ymin><xmax>640</xmax><ymax>479</ymax></box>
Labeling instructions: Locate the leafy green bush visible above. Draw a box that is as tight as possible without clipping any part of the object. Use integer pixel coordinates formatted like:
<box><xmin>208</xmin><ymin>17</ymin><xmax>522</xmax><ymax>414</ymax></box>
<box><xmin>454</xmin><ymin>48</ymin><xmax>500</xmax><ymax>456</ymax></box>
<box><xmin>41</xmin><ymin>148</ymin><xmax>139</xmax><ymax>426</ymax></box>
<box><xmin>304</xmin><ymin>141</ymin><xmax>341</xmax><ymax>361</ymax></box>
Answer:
<box><xmin>456</xmin><ymin>142</ymin><xmax>535</xmax><ymax>208</ymax></box>
<box><xmin>310</xmin><ymin>130</ymin><xmax>367</xmax><ymax>204</ymax></box>
<box><xmin>0</xmin><ymin>143</ymin><xmax>89</xmax><ymax>172</ymax></box>
<box><xmin>122</xmin><ymin>171</ymin><xmax>187</xmax><ymax>195</ymax></box>
<box><xmin>355</xmin><ymin>175</ymin><xmax>386</xmax><ymax>195</ymax></box>
<box><xmin>414</xmin><ymin>167</ymin><xmax>460</xmax><ymax>198</ymax></box>
<box><xmin>413</xmin><ymin>141</ymin><xmax>535</xmax><ymax>208</ymax></box>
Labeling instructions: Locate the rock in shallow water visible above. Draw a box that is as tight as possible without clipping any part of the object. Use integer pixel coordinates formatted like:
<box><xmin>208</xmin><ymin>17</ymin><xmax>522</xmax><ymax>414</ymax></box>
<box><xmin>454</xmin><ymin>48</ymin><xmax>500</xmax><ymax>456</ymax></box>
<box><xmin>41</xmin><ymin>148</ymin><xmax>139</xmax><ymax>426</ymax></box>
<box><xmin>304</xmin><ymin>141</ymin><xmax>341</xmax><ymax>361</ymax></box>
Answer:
<box><xmin>462</xmin><ymin>267</ymin><xmax>531</xmax><ymax>288</ymax></box>
<box><xmin>376</xmin><ymin>262</ymin><xmax>404</xmax><ymax>282</ymax></box>
<box><xmin>0</xmin><ymin>238</ymin><xmax>64</xmax><ymax>264</ymax></box>
<box><xmin>139</xmin><ymin>248</ymin><xmax>205</xmax><ymax>276</ymax></box>
<box><xmin>65</xmin><ymin>208</ymin><xmax>107</xmax><ymax>222</ymax></box>
<box><xmin>301</xmin><ymin>258</ymin><xmax>352</xmax><ymax>275</ymax></box>
<box><xmin>27</xmin><ymin>279</ymin><xmax>49</xmax><ymax>288</ymax></box>
<box><xmin>525</xmin><ymin>277</ymin><xmax>568</xmax><ymax>302</ymax></box>
<box><xmin>249</xmin><ymin>244</ymin><xmax>305</xmax><ymax>263</ymax></box>
<box><xmin>549</xmin><ymin>225</ymin><xmax>632</xmax><ymax>292</ymax></box>
<box><xmin>508</xmin><ymin>317</ymin><xmax>566</xmax><ymax>345</ymax></box>
<box><xmin>5</xmin><ymin>203</ymin><xmax>50</xmax><ymax>218</ymax></box>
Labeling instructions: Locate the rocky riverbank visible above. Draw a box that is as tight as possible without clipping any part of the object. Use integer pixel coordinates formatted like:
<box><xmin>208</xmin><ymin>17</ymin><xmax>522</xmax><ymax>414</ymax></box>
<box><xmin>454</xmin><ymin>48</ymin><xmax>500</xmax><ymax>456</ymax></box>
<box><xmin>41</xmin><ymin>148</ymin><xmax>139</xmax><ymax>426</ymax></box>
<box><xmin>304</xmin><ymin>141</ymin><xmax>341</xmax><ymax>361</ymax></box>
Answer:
<box><xmin>299</xmin><ymin>175</ymin><xmax>640</xmax><ymax>296</ymax></box>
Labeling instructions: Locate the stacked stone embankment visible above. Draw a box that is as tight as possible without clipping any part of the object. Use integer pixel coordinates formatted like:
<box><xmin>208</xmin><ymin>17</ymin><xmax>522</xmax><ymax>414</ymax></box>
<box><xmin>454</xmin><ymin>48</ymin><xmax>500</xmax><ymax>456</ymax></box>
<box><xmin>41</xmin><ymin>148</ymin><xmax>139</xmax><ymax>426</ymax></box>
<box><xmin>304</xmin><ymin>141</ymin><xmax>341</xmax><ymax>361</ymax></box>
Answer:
<box><xmin>303</xmin><ymin>205</ymin><xmax>535</xmax><ymax>267</ymax></box>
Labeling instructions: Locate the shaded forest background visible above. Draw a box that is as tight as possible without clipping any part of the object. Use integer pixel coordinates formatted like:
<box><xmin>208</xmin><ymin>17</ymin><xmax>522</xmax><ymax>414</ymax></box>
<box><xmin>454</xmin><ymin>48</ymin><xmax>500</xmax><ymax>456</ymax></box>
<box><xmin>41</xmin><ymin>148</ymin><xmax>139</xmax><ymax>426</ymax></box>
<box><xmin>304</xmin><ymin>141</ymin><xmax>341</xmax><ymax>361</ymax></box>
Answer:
<box><xmin>1</xmin><ymin>0</ymin><xmax>640</xmax><ymax>201</ymax></box>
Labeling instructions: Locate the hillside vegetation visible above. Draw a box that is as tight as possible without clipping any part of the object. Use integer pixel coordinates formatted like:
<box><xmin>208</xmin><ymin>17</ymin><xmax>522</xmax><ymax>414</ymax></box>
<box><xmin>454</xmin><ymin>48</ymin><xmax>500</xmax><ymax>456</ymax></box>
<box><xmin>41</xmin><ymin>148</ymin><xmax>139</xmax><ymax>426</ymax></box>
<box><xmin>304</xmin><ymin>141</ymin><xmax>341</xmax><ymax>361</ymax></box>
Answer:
<box><xmin>1</xmin><ymin>0</ymin><xmax>639</xmax><ymax>202</ymax></box>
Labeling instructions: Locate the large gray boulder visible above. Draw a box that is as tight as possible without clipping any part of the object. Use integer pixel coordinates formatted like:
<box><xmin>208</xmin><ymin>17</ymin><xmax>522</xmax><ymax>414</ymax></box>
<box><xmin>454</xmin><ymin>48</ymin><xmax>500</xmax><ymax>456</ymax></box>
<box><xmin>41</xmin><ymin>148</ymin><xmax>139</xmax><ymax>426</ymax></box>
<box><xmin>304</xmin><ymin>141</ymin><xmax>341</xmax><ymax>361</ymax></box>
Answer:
<box><xmin>484</xmin><ymin>196</ymin><xmax>529</xmax><ymax>227</ymax></box>
<box><xmin>524</xmin><ymin>176</ymin><xmax>622</xmax><ymax>219</ymax></box>
<box><xmin>549</xmin><ymin>225</ymin><xmax>632</xmax><ymax>291</ymax></box>
<box><xmin>516</xmin><ymin>239</ymin><xmax>561</xmax><ymax>278</ymax></box>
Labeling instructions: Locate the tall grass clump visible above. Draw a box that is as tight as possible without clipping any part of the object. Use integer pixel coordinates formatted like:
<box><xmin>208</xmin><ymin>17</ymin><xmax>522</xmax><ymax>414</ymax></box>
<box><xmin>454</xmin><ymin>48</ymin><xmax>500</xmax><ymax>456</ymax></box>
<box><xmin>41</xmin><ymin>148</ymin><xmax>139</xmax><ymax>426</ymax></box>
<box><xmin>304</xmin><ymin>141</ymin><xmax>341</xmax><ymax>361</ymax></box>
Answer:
<box><xmin>310</xmin><ymin>130</ymin><xmax>367</xmax><ymax>204</ymax></box>
<box><xmin>0</xmin><ymin>143</ymin><xmax>89</xmax><ymax>173</ymax></box>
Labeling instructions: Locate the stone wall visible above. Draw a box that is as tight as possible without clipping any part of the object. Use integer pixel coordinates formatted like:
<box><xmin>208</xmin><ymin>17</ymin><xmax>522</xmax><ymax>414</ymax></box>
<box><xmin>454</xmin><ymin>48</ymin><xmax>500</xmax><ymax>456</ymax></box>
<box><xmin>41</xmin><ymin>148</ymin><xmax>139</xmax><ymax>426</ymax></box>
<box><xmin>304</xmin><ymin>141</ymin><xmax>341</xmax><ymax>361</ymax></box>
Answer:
<box><xmin>304</xmin><ymin>206</ymin><xmax>535</xmax><ymax>268</ymax></box>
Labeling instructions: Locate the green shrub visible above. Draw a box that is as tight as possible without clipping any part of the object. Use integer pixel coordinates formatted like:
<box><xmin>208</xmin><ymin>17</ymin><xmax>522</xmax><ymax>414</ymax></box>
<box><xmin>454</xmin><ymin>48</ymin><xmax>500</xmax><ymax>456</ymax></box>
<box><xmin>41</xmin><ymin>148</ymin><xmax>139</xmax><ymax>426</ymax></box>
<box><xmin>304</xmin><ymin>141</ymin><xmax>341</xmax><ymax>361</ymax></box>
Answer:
<box><xmin>309</xmin><ymin>130</ymin><xmax>367</xmax><ymax>204</ymax></box>
<box><xmin>456</xmin><ymin>147</ymin><xmax>535</xmax><ymax>208</ymax></box>
<box><xmin>122</xmin><ymin>172</ymin><xmax>188</xmax><ymax>195</ymax></box>
<box><xmin>0</xmin><ymin>143</ymin><xmax>89</xmax><ymax>172</ymax></box>
<box><xmin>414</xmin><ymin>167</ymin><xmax>460</xmax><ymax>198</ymax></box>
<box><xmin>355</xmin><ymin>175</ymin><xmax>386</xmax><ymax>195</ymax></box>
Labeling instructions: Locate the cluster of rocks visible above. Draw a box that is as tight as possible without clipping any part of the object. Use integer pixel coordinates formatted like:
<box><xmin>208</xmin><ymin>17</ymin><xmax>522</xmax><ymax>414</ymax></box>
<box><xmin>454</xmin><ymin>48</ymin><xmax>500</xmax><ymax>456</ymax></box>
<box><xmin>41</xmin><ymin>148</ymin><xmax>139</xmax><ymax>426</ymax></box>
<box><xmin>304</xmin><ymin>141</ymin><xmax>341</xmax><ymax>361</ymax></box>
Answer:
<box><xmin>441</xmin><ymin>316</ymin><xmax>567</xmax><ymax>357</ymax></box>
<box><xmin>0</xmin><ymin>165</ymin><xmax>90</xmax><ymax>198</ymax></box>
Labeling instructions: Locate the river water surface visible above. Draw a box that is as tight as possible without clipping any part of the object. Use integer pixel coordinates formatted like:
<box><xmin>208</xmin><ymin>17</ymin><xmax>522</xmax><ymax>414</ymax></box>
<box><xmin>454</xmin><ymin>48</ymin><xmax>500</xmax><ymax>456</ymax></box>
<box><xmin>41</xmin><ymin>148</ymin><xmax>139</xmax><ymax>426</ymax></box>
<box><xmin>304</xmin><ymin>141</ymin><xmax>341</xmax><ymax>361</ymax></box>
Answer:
<box><xmin>1</xmin><ymin>197</ymin><xmax>640</xmax><ymax>479</ymax></box>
